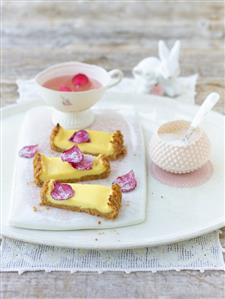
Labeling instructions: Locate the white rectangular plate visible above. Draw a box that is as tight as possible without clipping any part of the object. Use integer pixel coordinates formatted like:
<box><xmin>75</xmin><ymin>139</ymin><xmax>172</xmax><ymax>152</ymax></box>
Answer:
<box><xmin>8</xmin><ymin>107</ymin><xmax>146</xmax><ymax>230</ymax></box>
<box><xmin>1</xmin><ymin>91</ymin><xmax>224</xmax><ymax>249</ymax></box>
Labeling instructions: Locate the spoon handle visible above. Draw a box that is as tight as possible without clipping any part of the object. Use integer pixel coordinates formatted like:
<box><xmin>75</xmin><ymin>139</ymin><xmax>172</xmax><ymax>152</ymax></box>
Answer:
<box><xmin>191</xmin><ymin>92</ymin><xmax>220</xmax><ymax>129</ymax></box>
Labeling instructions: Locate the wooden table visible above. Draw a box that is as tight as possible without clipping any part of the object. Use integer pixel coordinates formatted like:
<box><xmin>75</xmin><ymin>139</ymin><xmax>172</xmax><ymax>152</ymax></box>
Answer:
<box><xmin>1</xmin><ymin>2</ymin><xmax>224</xmax><ymax>298</ymax></box>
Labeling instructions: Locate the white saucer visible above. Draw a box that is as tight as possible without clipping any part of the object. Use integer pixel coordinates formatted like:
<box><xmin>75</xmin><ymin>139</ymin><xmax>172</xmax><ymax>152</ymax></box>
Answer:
<box><xmin>1</xmin><ymin>91</ymin><xmax>224</xmax><ymax>249</ymax></box>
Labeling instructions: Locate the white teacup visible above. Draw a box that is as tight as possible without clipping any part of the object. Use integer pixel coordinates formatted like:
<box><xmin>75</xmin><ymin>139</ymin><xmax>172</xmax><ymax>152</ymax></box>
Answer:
<box><xmin>35</xmin><ymin>62</ymin><xmax>123</xmax><ymax>128</ymax></box>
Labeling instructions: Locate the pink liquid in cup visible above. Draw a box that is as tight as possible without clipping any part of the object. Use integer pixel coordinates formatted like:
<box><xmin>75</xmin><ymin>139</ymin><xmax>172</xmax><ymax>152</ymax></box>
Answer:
<box><xmin>42</xmin><ymin>74</ymin><xmax>102</xmax><ymax>92</ymax></box>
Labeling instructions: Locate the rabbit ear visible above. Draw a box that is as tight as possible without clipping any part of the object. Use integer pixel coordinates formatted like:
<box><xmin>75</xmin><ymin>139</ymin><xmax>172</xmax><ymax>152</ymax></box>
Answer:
<box><xmin>159</xmin><ymin>40</ymin><xmax>170</xmax><ymax>61</ymax></box>
<box><xmin>169</xmin><ymin>40</ymin><xmax>180</xmax><ymax>62</ymax></box>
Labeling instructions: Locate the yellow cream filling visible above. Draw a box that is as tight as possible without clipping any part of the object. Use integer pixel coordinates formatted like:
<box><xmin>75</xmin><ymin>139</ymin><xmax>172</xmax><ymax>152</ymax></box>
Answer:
<box><xmin>54</xmin><ymin>128</ymin><xmax>114</xmax><ymax>156</ymax></box>
<box><xmin>40</xmin><ymin>154</ymin><xmax>106</xmax><ymax>182</ymax></box>
<box><xmin>46</xmin><ymin>180</ymin><xmax>112</xmax><ymax>213</ymax></box>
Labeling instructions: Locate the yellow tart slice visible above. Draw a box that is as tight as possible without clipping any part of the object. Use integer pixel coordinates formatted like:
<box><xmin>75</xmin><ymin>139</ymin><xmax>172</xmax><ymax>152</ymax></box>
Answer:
<box><xmin>41</xmin><ymin>180</ymin><xmax>122</xmax><ymax>220</ymax></box>
<box><xmin>33</xmin><ymin>152</ymin><xmax>110</xmax><ymax>187</ymax></box>
<box><xmin>50</xmin><ymin>124</ymin><xmax>126</xmax><ymax>160</ymax></box>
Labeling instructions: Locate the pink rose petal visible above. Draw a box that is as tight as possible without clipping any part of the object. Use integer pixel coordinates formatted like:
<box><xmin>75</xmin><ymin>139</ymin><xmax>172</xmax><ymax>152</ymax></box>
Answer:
<box><xmin>69</xmin><ymin>130</ymin><xmax>90</xmax><ymax>143</ymax></box>
<box><xmin>59</xmin><ymin>85</ymin><xmax>72</xmax><ymax>92</ymax></box>
<box><xmin>61</xmin><ymin>145</ymin><xmax>83</xmax><ymax>163</ymax></box>
<box><xmin>51</xmin><ymin>181</ymin><xmax>74</xmax><ymax>200</ymax></box>
<box><xmin>19</xmin><ymin>144</ymin><xmax>38</xmax><ymax>158</ymax></box>
<box><xmin>70</xmin><ymin>155</ymin><xmax>93</xmax><ymax>170</ymax></box>
<box><xmin>113</xmin><ymin>170</ymin><xmax>137</xmax><ymax>193</ymax></box>
<box><xmin>72</xmin><ymin>73</ymin><xmax>90</xmax><ymax>87</ymax></box>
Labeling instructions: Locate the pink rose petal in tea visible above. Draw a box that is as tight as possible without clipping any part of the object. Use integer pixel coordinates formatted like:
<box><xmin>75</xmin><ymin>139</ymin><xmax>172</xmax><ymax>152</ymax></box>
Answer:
<box><xmin>61</xmin><ymin>145</ymin><xmax>83</xmax><ymax>163</ymax></box>
<box><xmin>69</xmin><ymin>130</ymin><xmax>90</xmax><ymax>143</ymax></box>
<box><xmin>51</xmin><ymin>181</ymin><xmax>74</xmax><ymax>200</ymax></box>
<box><xmin>59</xmin><ymin>85</ymin><xmax>72</xmax><ymax>92</ymax></box>
<box><xmin>114</xmin><ymin>170</ymin><xmax>137</xmax><ymax>193</ymax></box>
<box><xmin>70</xmin><ymin>155</ymin><xmax>93</xmax><ymax>170</ymax></box>
<box><xmin>72</xmin><ymin>73</ymin><xmax>90</xmax><ymax>87</ymax></box>
<box><xmin>19</xmin><ymin>144</ymin><xmax>38</xmax><ymax>158</ymax></box>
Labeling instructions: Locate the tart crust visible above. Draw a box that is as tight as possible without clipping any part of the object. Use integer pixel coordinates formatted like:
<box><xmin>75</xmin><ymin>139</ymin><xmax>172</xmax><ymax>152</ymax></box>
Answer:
<box><xmin>50</xmin><ymin>124</ymin><xmax>126</xmax><ymax>160</ymax></box>
<box><xmin>40</xmin><ymin>181</ymin><xmax>122</xmax><ymax>220</ymax></box>
<box><xmin>109</xmin><ymin>130</ymin><xmax>127</xmax><ymax>160</ymax></box>
<box><xmin>33</xmin><ymin>152</ymin><xmax>110</xmax><ymax>187</ymax></box>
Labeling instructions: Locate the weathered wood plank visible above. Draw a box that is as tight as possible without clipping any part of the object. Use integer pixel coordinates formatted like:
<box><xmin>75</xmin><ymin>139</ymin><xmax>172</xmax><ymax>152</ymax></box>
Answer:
<box><xmin>1</xmin><ymin>270</ymin><xmax>225</xmax><ymax>299</ymax></box>
<box><xmin>3</xmin><ymin>1</ymin><xmax>225</xmax><ymax>22</ymax></box>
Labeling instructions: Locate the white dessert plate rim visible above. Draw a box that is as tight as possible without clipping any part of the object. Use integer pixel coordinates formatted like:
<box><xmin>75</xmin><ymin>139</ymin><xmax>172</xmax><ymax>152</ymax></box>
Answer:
<box><xmin>1</xmin><ymin>91</ymin><xmax>224</xmax><ymax>249</ymax></box>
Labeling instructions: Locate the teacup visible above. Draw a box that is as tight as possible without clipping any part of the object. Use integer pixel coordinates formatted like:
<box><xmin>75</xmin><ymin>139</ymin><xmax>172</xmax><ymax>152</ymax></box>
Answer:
<box><xmin>35</xmin><ymin>62</ymin><xmax>123</xmax><ymax>129</ymax></box>
<box><xmin>149</xmin><ymin>120</ymin><xmax>211</xmax><ymax>174</ymax></box>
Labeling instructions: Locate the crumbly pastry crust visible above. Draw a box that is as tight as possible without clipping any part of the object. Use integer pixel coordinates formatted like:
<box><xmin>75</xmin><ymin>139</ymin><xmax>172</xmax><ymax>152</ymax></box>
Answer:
<box><xmin>50</xmin><ymin>124</ymin><xmax>126</xmax><ymax>160</ymax></box>
<box><xmin>33</xmin><ymin>152</ymin><xmax>110</xmax><ymax>187</ymax></box>
<box><xmin>50</xmin><ymin>123</ymin><xmax>61</xmax><ymax>152</ymax></box>
<box><xmin>109</xmin><ymin>130</ymin><xmax>126</xmax><ymax>160</ymax></box>
<box><xmin>33</xmin><ymin>152</ymin><xmax>43</xmax><ymax>187</ymax></box>
<box><xmin>40</xmin><ymin>181</ymin><xmax>122</xmax><ymax>220</ymax></box>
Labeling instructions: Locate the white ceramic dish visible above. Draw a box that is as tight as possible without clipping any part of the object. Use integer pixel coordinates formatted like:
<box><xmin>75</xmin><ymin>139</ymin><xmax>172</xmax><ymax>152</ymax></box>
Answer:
<box><xmin>1</xmin><ymin>92</ymin><xmax>224</xmax><ymax>249</ymax></box>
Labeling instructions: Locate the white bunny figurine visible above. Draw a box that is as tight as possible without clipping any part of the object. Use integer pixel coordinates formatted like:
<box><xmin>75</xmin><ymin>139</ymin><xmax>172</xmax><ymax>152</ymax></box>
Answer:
<box><xmin>132</xmin><ymin>41</ymin><xmax>181</xmax><ymax>95</ymax></box>
<box><xmin>158</xmin><ymin>40</ymin><xmax>181</xmax><ymax>80</ymax></box>
<box><xmin>158</xmin><ymin>40</ymin><xmax>181</xmax><ymax>97</ymax></box>
<box><xmin>133</xmin><ymin>40</ymin><xmax>198</xmax><ymax>98</ymax></box>
<box><xmin>132</xmin><ymin>57</ymin><xmax>162</xmax><ymax>94</ymax></box>
<box><xmin>158</xmin><ymin>40</ymin><xmax>199</xmax><ymax>97</ymax></box>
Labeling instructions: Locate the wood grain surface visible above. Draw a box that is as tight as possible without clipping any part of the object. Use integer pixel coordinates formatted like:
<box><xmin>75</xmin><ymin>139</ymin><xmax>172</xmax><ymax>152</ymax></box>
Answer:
<box><xmin>1</xmin><ymin>1</ymin><xmax>225</xmax><ymax>298</ymax></box>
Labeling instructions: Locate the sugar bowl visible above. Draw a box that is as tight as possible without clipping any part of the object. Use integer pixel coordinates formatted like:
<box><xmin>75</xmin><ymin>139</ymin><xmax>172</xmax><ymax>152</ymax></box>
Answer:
<box><xmin>149</xmin><ymin>120</ymin><xmax>211</xmax><ymax>174</ymax></box>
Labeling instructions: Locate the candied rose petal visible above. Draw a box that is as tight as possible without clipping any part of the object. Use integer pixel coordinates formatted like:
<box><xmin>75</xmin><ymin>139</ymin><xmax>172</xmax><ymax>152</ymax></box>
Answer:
<box><xmin>72</xmin><ymin>73</ymin><xmax>90</xmax><ymax>87</ymax></box>
<box><xmin>69</xmin><ymin>130</ymin><xmax>90</xmax><ymax>143</ymax></box>
<box><xmin>59</xmin><ymin>85</ymin><xmax>72</xmax><ymax>92</ymax></box>
<box><xmin>61</xmin><ymin>145</ymin><xmax>83</xmax><ymax>163</ymax></box>
<box><xmin>70</xmin><ymin>155</ymin><xmax>93</xmax><ymax>170</ymax></box>
<box><xmin>51</xmin><ymin>181</ymin><xmax>74</xmax><ymax>200</ymax></box>
<box><xmin>113</xmin><ymin>170</ymin><xmax>137</xmax><ymax>193</ymax></box>
<box><xmin>19</xmin><ymin>144</ymin><xmax>38</xmax><ymax>158</ymax></box>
